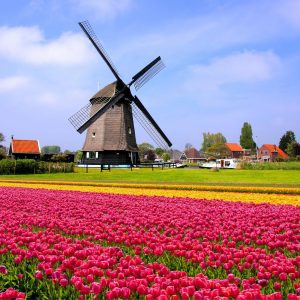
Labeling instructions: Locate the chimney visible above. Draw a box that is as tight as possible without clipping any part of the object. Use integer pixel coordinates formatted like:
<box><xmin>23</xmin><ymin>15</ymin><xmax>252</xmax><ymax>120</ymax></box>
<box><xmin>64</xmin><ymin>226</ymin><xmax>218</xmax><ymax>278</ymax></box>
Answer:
<box><xmin>11</xmin><ymin>135</ymin><xmax>14</xmax><ymax>140</ymax></box>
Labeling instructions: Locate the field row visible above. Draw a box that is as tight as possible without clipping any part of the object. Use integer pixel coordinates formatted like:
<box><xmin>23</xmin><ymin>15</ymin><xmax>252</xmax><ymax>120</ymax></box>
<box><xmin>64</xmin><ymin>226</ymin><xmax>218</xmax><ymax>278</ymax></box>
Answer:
<box><xmin>0</xmin><ymin>181</ymin><xmax>300</xmax><ymax>206</ymax></box>
<box><xmin>0</xmin><ymin>186</ymin><xmax>300</xmax><ymax>299</ymax></box>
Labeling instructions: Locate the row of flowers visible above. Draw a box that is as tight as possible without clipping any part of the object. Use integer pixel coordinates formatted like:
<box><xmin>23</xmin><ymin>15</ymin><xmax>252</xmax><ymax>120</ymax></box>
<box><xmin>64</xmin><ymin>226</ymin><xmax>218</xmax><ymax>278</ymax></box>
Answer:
<box><xmin>0</xmin><ymin>186</ymin><xmax>300</xmax><ymax>299</ymax></box>
<box><xmin>0</xmin><ymin>181</ymin><xmax>299</xmax><ymax>206</ymax></box>
<box><xmin>1</xmin><ymin>179</ymin><xmax>300</xmax><ymax>195</ymax></box>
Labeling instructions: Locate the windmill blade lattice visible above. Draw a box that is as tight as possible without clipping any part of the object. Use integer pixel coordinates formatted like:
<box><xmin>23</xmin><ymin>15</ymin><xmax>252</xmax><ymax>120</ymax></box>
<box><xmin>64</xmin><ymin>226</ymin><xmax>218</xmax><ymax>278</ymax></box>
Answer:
<box><xmin>131</xmin><ymin>56</ymin><xmax>165</xmax><ymax>90</ymax></box>
<box><xmin>79</xmin><ymin>20</ymin><xmax>121</xmax><ymax>81</ymax></box>
<box><xmin>69</xmin><ymin>85</ymin><xmax>118</xmax><ymax>132</ymax></box>
<box><xmin>132</xmin><ymin>102</ymin><xmax>170</xmax><ymax>150</ymax></box>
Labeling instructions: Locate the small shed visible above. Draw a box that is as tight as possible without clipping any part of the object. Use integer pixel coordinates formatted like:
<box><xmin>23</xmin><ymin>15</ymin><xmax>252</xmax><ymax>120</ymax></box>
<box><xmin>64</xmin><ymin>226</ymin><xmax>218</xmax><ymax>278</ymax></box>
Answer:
<box><xmin>9</xmin><ymin>138</ymin><xmax>41</xmax><ymax>160</ymax></box>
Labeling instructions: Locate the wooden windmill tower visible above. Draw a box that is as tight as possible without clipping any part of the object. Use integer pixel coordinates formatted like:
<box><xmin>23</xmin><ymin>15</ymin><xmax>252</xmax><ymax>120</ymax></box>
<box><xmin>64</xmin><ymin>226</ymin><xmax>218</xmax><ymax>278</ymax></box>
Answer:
<box><xmin>69</xmin><ymin>21</ymin><xmax>172</xmax><ymax>165</ymax></box>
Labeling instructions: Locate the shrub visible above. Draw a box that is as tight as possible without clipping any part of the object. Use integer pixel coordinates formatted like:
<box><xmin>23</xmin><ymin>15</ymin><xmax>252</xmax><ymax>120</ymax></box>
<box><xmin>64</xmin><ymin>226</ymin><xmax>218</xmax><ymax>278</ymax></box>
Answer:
<box><xmin>0</xmin><ymin>159</ymin><xmax>74</xmax><ymax>175</ymax></box>
<box><xmin>238</xmin><ymin>160</ymin><xmax>300</xmax><ymax>170</ymax></box>
<box><xmin>0</xmin><ymin>159</ymin><xmax>15</xmax><ymax>175</ymax></box>
<box><xmin>15</xmin><ymin>159</ymin><xmax>37</xmax><ymax>174</ymax></box>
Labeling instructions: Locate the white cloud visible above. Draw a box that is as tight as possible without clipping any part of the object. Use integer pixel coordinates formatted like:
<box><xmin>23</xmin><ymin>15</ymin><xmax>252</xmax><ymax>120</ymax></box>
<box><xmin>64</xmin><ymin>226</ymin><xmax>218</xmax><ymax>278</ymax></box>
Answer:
<box><xmin>0</xmin><ymin>76</ymin><xmax>31</xmax><ymax>94</ymax></box>
<box><xmin>0</xmin><ymin>26</ymin><xmax>95</xmax><ymax>66</ymax></box>
<box><xmin>184</xmin><ymin>50</ymin><xmax>281</xmax><ymax>93</ymax></box>
<box><xmin>72</xmin><ymin>0</ymin><xmax>132</xmax><ymax>20</ymax></box>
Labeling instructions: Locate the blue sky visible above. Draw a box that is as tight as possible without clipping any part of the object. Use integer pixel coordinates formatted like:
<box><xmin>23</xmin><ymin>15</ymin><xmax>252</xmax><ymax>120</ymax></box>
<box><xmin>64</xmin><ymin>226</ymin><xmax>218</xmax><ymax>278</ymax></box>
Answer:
<box><xmin>1</xmin><ymin>0</ymin><xmax>300</xmax><ymax>151</ymax></box>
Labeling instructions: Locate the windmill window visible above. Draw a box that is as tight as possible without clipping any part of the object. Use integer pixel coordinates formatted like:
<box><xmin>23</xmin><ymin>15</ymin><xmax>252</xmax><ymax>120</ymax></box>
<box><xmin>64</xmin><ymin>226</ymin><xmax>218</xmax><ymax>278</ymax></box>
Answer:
<box><xmin>92</xmin><ymin>132</ymin><xmax>96</xmax><ymax>138</ymax></box>
<box><xmin>89</xmin><ymin>151</ymin><xmax>96</xmax><ymax>159</ymax></box>
<box><xmin>128</xmin><ymin>127</ymin><xmax>132</xmax><ymax>134</ymax></box>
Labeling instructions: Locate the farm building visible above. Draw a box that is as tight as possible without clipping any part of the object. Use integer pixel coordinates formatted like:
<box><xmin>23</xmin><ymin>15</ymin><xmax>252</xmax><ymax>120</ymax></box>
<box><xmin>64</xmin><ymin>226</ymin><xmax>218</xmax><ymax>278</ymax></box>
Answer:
<box><xmin>180</xmin><ymin>147</ymin><xmax>204</xmax><ymax>164</ymax></box>
<box><xmin>9</xmin><ymin>138</ymin><xmax>41</xmax><ymax>160</ymax></box>
<box><xmin>258</xmin><ymin>144</ymin><xmax>288</xmax><ymax>162</ymax></box>
<box><xmin>225</xmin><ymin>143</ymin><xmax>244</xmax><ymax>159</ymax></box>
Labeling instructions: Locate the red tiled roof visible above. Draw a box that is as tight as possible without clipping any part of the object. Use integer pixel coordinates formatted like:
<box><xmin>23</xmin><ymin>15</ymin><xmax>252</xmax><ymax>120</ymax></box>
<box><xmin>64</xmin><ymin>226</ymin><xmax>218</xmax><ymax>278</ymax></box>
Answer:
<box><xmin>225</xmin><ymin>143</ymin><xmax>243</xmax><ymax>152</ymax></box>
<box><xmin>262</xmin><ymin>144</ymin><xmax>288</xmax><ymax>158</ymax></box>
<box><xmin>184</xmin><ymin>147</ymin><xmax>201</xmax><ymax>158</ymax></box>
<box><xmin>11</xmin><ymin>140</ymin><xmax>40</xmax><ymax>154</ymax></box>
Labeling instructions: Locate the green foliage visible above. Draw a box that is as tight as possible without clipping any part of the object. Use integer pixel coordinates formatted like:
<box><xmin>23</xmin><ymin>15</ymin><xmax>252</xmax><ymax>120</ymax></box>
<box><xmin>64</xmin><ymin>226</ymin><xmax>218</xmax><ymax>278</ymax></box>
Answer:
<box><xmin>240</xmin><ymin>122</ymin><xmax>255</xmax><ymax>149</ymax></box>
<box><xmin>138</xmin><ymin>142</ymin><xmax>154</xmax><ymax>152</ymax></box>
<box><xmin>138</xmin><ymin>142</ymin><xmax>155</xmax><ymax>162</ymax></box>
<box><xmin>161</xmin><ymin>152</ymin><xmax>171</xmax><ymax>162</ymax></box>
<box><xmin>41</xmin><ymin>145</ymin><xmax>61</xmax><ymax>155</ymax></box>
<box><xmin>286</xmin><ymin>141</ymin><xmax>300</xmax><ymax>157</ymax></box>
<box><xmin>51</xmin><ymin>153</ymin><xmax>68</xmax><ymax>162</ymax></box>
<box><xmin>238</xmin><ymin>160</ymin><xmax>300</xmax><ymax>170</ymax></box>
<box><xmin>0</xmin><ymin>147</ymin><xmax>7</xmax><ymax>160</ymax></box>
<box><xmin>0</xmin><ymin>133</ymin><xmax>5</xmax><ymax>159</ymax></box>
<box><xmin>15</xmin><ymin>159</ymin><xmax>37</xmax><ymax>174</ymax></box>
<box><xmin>0</xmin><ymin>159</ymin><xmax>15</xmax><ymax>174</ymax></box>
<box><xmin>279</xmin><ymin>131</ymin><xmax>296</xmax><ymax>152</ymax></box>
<box><xmin>155</xmin><ymin>148</ymin><xmax>164</xmax><ymax>157</ymax></box>
<box><xmin>201</xmin><ymin>132</ymin><xmax>226</xmax><ymax>153</ymax></box>
<box><xmin>0</xmin><ymin>159</ymin><xmax>74</xmax><ymax>175</ymax></box>
<box><xmin>74</xmin><ymin>150</ymin><xmax>83</xmax><ymax>162</ymax></box>
<box><xmin>207</xmin><ymin>143</ymin><xmax>230</xmax><ymax>158</ymax></box>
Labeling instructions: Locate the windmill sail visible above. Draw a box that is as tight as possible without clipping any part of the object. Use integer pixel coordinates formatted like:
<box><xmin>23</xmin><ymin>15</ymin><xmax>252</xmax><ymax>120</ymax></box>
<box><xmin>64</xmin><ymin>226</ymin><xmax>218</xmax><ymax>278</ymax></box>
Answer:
<box><xmin>69</xmin><ymin>84</ymin><xmax>124</xmax><ymax>134</ymax></box>
<box><xmin>79</xmin><ymin>20</ymin><xmax>122</xmax><ymax>82</ymax></box>
<box><xmin>132</xmin><ymin>96</ymin><xmax>172</xmax><ymax>149</ymax></box>
<box><xmin>69</xmin><ymin>20</ymin><xmax>171</xmax><ymax>165</ymax></box>
<box><xmin>130</xmin><ymin>56</ymin><xmax>165</xmax><ymax>90</ymax></box>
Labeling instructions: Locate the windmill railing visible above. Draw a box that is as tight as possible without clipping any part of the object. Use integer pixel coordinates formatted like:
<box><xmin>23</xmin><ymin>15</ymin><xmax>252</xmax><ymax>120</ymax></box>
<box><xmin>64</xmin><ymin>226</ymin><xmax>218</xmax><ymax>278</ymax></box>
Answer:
<box><xmin>76</xmin><ymin>161</ymin><xmax>177</xmax><ymax>173</ymax></box>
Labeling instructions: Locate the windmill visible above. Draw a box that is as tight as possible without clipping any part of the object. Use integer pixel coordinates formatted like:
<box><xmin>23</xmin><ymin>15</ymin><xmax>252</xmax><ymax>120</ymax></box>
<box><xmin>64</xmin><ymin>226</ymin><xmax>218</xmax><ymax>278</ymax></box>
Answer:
<box><xmin>69</xmin><ymin>21</ymin><xmax>172</xmax><ymax>165</ymax></box>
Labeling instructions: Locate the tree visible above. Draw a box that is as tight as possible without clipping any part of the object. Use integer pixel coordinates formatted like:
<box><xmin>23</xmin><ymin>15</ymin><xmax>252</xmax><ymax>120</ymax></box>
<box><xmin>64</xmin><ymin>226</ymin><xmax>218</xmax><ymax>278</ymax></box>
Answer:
<box><xmin>51</xmin><ymin>153</ymin><xmax>68</xmax><ymax>162</ymax></box>
<box><xmin>138</xmin><ymin>142</ymin><xmax>154</xmax><ymax>162</ymax></box>
<box><xmin>0</xmin><ymin>132</ymin><xmax>6</xmax><ymax>159</ymax></box>
<box><xmin>279</xmin><ymin>131</ymin><xmax>296</xmax><ymax>152</ymax></box>
<box><xmin>286</xmin><ymin>141</ymin><xmax>300</xmax><ymax>157</ymax></box>
<box><xmin>75</xmin><ymin>150</ymin><xmax>83</xmax><ymax>162</ymax></box>
<box><xmin>240</xmin><ymin>122</ymin><xmax>255</xmax><ymax>150</ymax></box>
<box><xmin>155</xmin><ymin>148</ymin><xmax>164</xmax><ymax>157</ymax></box>
<box><xmin>201</xmin><ymin>132</ymin><xmax>226</xmax><ymax>153</ymax></box>
<box><xmin>161</xmin><ymin>152</ymin><xmax>171</xmax><ymax>162</ymax></box>
<box><xmin>207</xmin><ymin>143</ymin><xmax>230</xmax><ymax>158</ymax></box>
<box><xmin>41</xmin><ymin>145</ymin><xmax>61</xmax><ymax>155</ymax></box>
<box><xmin>0</xmin><ymin>147</ymin><xmax>6</xmax><ymax>159</ymax></box>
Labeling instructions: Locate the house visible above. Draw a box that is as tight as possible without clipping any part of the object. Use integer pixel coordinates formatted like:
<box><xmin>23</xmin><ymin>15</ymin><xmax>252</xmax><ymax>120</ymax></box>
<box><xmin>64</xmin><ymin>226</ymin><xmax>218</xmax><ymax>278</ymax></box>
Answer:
<box><xmin>9</xmin><ymin>138</ymin><xmax>41</xmax><ymax>160</ymax></box>
<box><xmin>225</xmin><ymin>143</ymin><xmax>244</xmax><ymax>159</ymax></box>
<box><xmin>180</xmin><ymin>147</ymin><xmax>203</xmax><ymax>164</ymax></box>
<box><xmin>258</xmin><ymin>144</ymin><xmax>288</xmax><ymax>162</ymax></box>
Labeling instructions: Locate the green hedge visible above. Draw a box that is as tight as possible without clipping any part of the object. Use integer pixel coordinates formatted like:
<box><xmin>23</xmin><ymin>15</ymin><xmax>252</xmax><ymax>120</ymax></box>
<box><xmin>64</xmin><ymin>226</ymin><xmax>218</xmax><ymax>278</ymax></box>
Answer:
<box><xmin>0</xmin><ymin>159</ymin><xmax>74</xmax><ymax>175</ymax></box>
<box><xmin>237</xmin><ymin>160</ymin><xmax>300</xmax><ymax>170</ymax></box>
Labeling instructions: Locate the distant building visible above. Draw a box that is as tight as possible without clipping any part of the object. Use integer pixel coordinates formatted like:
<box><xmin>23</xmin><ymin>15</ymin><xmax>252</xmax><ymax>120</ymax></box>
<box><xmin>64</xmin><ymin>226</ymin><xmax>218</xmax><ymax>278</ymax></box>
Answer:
<box><xmin>180</xmin><ymin>147</ymin><xmax>203</xmax><ymax>164</ymax></box>
<box><xmin>258</xmin><ymin>144</ymin><xmax>288</xmax><ymax>162</ymax></box>
<box><xmin>9</xmin><ymin>138</ymin><xmax>41</xmax><ymax>160</ymax></box>
<box><xmin>225</xmin><ymin>143</ymin><xmax>244</xmax><ymax>159</ymax></box>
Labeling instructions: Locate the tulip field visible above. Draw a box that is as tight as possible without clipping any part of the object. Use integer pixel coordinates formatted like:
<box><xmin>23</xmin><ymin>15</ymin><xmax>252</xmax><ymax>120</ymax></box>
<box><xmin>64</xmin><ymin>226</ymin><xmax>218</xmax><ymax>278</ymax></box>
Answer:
<box><xmin>0</xmin><ymin>180</ymin><xmax>300</xmax><ymax>299</ymax></box>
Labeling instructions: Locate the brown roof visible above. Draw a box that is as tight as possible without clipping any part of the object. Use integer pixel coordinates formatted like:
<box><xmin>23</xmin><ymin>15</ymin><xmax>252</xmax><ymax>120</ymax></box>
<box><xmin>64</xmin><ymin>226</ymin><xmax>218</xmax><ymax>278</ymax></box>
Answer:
<box><xmin>261</xmin><ymin>144</ymin><xmax>288</xmax><ymax>158</ymax></box>
<box><xmin>11</xmin><ymin>140</ymin><xmax>40</xmax><ymax>154</ymax></box>
<box><xmin>225</xmin><ymin>143</ymin><xmax>243</xmax><ymax>152</ymax></box>
<box><xmin>184</xmin><ymin>147</ymin><xmax>201</xmax><ymax>159</ymax></box>
<box><xmin>91</xmin><ymin>81</ymin><xmax>117</xmax><ymax>101</ymax></box>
